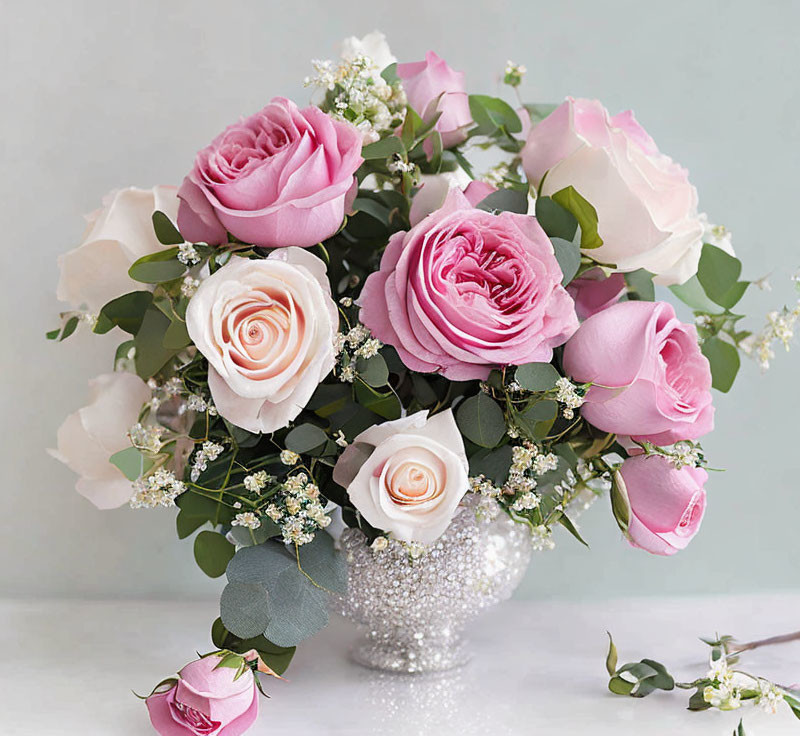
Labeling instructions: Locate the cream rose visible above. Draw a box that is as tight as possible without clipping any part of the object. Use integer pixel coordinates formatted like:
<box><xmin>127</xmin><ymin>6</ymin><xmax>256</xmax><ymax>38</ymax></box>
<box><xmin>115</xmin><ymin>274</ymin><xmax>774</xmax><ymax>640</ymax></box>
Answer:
<box><xmin>185</xmin><ymin>248</ymin><xmax>337</xmax><ymax>434</ymax></box>
<box><xmin>48</xmin><ymin>372</ymin><xmax>150</xmax><ymax>509</ymax></box>
<box><xmin>57</xmin><ymin>186</ymin><xmax>179</xmax><ymax>312</ymax></box>
<box><xmin>332</xmin><ymin>410</ymin><xmax>469</xmax><ymax>544</ymax></box>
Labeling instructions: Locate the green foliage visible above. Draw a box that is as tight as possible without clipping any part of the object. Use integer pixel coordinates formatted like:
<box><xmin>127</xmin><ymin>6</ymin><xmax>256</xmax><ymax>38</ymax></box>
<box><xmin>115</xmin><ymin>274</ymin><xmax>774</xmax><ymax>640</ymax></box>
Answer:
<box><xmin>47</xmin><ymin>315</ymin><xmax>80</xmax><ymax>341</ymax></box>
<box><xmin>697</xmin><ymin>244</ymin><xmax>749</xmax><ymax>310</ymax></box>
<box><xmin>624</xmin><ymin>270</ymin><xmax>655</xmax><ymax>302</ymax></box>
<box><xmin>211</xmin><ymin>618</ymin><xmax>295</xmax><ymax>675</ymax></box>
<box><xmin>176</xmin><ymin>493</ymin><xmax>225</xmax><ymax>539</ymax></box>
<box><xmin>284</xmin><ymin>424</ymin><xmax>328</xmax><ymax>454</ymax></box>
<box><xmin>194</xmin><ymin>530</ymin><xmax>236</xmax><ymax>578</ymax></box>
<box><xmin>152</xmin><ymin>211</ymin><xmax>184</xmax><ymax>245</ymax></box>
<box><xmin>356</xmin><ymin>354</ymin><xmax>389</xmax><ymax>387</ymax></box>
<box><xmin>94</xmin><ymin>291</ymin><xmax>153</xmax><ymax>335</ymax></box>
<box><xmin>475</xmin><ymin>188</ymin><xmax>528</xmax><ymax>215</ymax></box>
<box><xmin>605</xmin><ymin>634</ymin><xmax>675</xmax><ymax>698</ymax></box>
<box><xmin>468</xmin><ymin>95</ymin><xmax>522</xmax><ymax>137</ymax></box>
<box><xmin>128</xmin><ymin>248</ymin><xmax>187</xmax><ymax>284</ymax></box>
<box><xmin>610</xmin><ymin>471</ymin><xmax>630</xmax><ymax>533</ymax></box>
<box><xmin>515</xmin><ymin>362</ymin><xmax>560</xmax><ymax>392</ymax></box>
<box><xmin>109</xmin><ymin>447</ymin><xmax>153</xmax><ymax>481</ymax></box>
<box><xmin>456</xmin><ymin>392</ymin><xmax>506</xmax><ymax>448</ymax></box>
<box><xmin>535</xmin><ymin>196</ymin><xmax>578</xmax><ymax>241</ymax></box>
<box><xmin>669</xmin><ymin>275</ymin><xmax>722</xmax><ymax>313</ymax></box>
<box><xmin>551</xmin><ymin>186</ymin><xmax>603</xmax><ymax>249</ymax></box>
<box><xmin>220</xmin><ymin>582</ymin><xmax>272</xmax><ymax>638</ymax></box>
<box><xmin>133</xmin><ymin>307</ymin><xmax>181</xmax><ymax>379</ymax></box>
<box><xmin>523</xmin><ymin>103</ymin><xmax>558</xmax><ymax>124</ymax></box>
<box><xmin>550</xmin><ymin>238</ymin><xmax>581</xmax><ymax>286</ymax></box>
<box><xmin>468</xmin><ymin>445</ymin><xmax>513</xmax><ymax>485</ymax></box>
<box><xmin>361</xmin><ymin>136</ymin><xmax>405</xmax><ymax>160</ymax></box>
<box><xmin>701</xmin><ymin>336</ymin><xmax>740</xmax><ymax>393</ymax></box>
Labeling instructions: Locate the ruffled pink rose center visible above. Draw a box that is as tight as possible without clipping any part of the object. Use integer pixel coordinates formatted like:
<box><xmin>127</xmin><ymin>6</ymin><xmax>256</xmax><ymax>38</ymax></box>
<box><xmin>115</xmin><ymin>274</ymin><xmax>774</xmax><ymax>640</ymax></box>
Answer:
<box><xmin>659</xmin><ymin>327</ymin><xmax>708</xmax><ymax>414</ymax></box>
<box><xmin>382</xmin><ymin>447</ymin><xmax>446</xmax><ymax>506</ymax></box>
<box><xmin>170</xmin><ymin>698</ymin><xmax>220</xmax><ymax>734</ymax></box>
<box><xmin>220</xmin><ymin>287</ymin><xmax>305</xmax><ymax>380</ymax></box>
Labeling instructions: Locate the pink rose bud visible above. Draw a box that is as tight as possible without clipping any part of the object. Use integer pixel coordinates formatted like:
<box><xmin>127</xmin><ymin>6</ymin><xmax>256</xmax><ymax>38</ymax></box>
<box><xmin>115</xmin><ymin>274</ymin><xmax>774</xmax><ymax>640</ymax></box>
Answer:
<box><xmin>566</xmin><ymin>267</ymin><xmax>627</xmax><ymax>321</ymax></box>
<box><xmin>146</xmin><ymin>653</ymin><xmax>258</xmax><ymax>736</ymax></box>
<box><xmin>618</xmin><ymin>454</ymin><xmax>707</xmax><ymax>555</ymax></box>
<box><xmin>562</xmin><ymin>300</ymin><xmax>714</xmax><ymax>445</ymax></box>
<box><xmin>397</xmin><ymin>51</ymin><xmax>472</xmax><ymax>152</ymax></box>
<box><xmin>177</xmin><ymin>97</ymin><xmax>363</xmax><ymax>248</ymax></box>
<box><xmin>359</xmin><ymin>188</ymin><xmax>578</xmax><ymax>380</ymax></box>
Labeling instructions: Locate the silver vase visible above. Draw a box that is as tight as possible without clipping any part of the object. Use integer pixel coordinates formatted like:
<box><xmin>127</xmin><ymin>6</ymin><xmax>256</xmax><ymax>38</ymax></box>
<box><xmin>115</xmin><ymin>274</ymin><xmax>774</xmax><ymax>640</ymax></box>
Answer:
<box><xmin>335</xmin><ymin>495</ymin><xmax>532</xmax><ymax>673</ymax></box>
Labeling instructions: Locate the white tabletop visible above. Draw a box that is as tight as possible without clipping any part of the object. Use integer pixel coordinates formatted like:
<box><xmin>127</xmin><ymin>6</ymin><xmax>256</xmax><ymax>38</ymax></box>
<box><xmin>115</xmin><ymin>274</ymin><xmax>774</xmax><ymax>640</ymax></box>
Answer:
<box><xmin>2</xmin><ymin>594</ymin><xmax>799</xmax><ymax>735</ymax></box>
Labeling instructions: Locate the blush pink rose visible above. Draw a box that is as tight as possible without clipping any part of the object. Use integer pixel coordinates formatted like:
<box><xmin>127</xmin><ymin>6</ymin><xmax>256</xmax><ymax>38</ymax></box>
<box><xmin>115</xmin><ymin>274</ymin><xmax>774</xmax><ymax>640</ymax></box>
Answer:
<box><xmin>397</xmin><ymin>51</ymin><xmax>472</xmax><ymax>151</ymax></box>
<box><xmin>177</xmin><ymin>97</ymin><xmax>363</xmax><ymax>248</ymax></box>
<box><xmin>146</xmin><ymin>653</ymin><xmax>258</xmax><ymax>736</ymax></box>
<box><xmin>562</xmin><ymin>300</ymin><xmax>714</xmax><ymax>445</ymax></box>
<box><xmin>566</xmin><ymin>268</ymin><xmax>627</xmax><ymax>320</ymax></box>
<box><xmin>522</xmin><ymin>98</ymin><xmax>703</xmax><ymax>285</ymax></box>
<box><xmin>618</xmin><ymin>454</ymin><xmax>707</xmax><ymax>556</ymax></box>
<box><xmin>359</xmin><ymin>189</ymin><xmax>579</xmax><ymax>380</ymax></box>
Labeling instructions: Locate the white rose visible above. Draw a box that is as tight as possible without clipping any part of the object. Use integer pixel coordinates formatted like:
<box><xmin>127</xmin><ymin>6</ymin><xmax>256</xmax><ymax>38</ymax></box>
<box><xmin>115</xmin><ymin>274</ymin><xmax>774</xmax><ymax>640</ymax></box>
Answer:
<box><xmin>57</xmin><ymin>186</ymin><xmax>180</xmax><ymax>312</ymax></box>
<box><xmin>522</xmin><ymin>98</ymin><xmax>704</xmax><ymax>286</ymax></box>
<box><xmin>332</xmin><ymin>410</ymin><xmax>469</xmax><ymax>544</ymax></box>
<box><xmin>340</xmin><ymin>30</ymin><xmax>396</xmax><ymax>72</ymax></box>
<box><xmin>48</xmin><ymin>372</ymin><xmax>150</xmax><ymax>509</ymax></box>
<box><xmin>186</xmin><ymin>248</ymin><xmax>337</xmax><ymax>434</ymax></box>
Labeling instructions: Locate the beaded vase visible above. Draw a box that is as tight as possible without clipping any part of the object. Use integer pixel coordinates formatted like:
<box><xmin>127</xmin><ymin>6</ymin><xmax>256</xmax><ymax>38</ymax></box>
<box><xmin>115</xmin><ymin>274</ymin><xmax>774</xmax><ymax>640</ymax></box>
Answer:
<box><xmin>335</xmin><ymin>495</ymin><xmax>532</xmax><ymax>673</ymax></box>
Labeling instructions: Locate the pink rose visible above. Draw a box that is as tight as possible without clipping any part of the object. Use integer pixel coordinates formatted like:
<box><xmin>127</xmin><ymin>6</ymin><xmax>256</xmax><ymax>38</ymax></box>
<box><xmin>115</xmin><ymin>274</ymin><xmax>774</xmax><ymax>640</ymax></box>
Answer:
<box><xmin>146</xmin><ymin>653</ymin><xmax>258</xmax><ymax>736</ymax></box>
<box><xmin>562</xmin><ymin>301</ymin><xmax>713</xmax><ymax>445</ymax></box>
<box><xmin>177</xmin><ymin>97</ymin><xmax>363</xmax><ymax>248</ymax></box>
<box><xmin>521</xmin><ymin>98</ymin><xmax>703</xmax><ymax>285</ymax></box>
<box><xmin>397</xmin><ymin>51</ymin><xmax>472</xmax><ymax>150</ymax></box>
<box><xmin>359</xmin><ymin>189</ymin><xmax>579</xmax><ymax>380</ymax></box>
<box><xmin>617</xmin><ymin>454</ymin><xmax>707</xmax><ymax>556</ymax></box>
<box><xmin>566</xmin><ymin>268</ymin><xmax>626</xmax><ymax>321</ymax></box>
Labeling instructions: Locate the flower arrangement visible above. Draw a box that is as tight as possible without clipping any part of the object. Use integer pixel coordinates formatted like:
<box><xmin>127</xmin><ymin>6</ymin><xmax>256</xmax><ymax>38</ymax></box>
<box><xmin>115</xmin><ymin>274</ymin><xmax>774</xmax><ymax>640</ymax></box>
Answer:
<box><xmin>49</xmin><ymin>30</ymin><xmax>798</xmax><ymax>734</ymax></box>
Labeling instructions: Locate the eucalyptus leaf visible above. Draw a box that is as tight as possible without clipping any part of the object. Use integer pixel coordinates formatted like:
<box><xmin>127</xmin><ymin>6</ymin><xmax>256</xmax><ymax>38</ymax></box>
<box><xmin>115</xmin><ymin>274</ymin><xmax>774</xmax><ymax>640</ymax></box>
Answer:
<box><xmin>296</xmin><ymin>531</ymin><xmax>347</xmax><ymax>594</ymax></box>
<box><xmin>535</xmin><ymin>196</ymin><xmax>577</xmax><ymax>241</ymax></box>
<box><xmin>356</xmin><ymin>354</ymin><xmax>389</xmax><ymax>387</ymax></box>
<box><xmin>701</xmin><ymin>336</ymin><xmax>740</xmax><ymax>393</ymax></box>
<box><xmin>605</xmin><ymin>633</ymin><xmax>618</xmax><ymax>676</ymax></box>
<box><xmin>220</xmin><ymin>582</ymin><xmax>271</xmax><ymax>639</ymax></box>
<box><xmin>94</xmin><ymin>291</ymin><xmax>153</xmax><ymax>335</ymax></box>
<box><xmin>152</xmin><ymin>210</ymin><xmax>184</xmax><ymax>245</ymax></box>
<box><xmin>551</xmin><ymin>237</ymin><xmax>581</xmax><ymax>285</ymax></box>
<box><xmin>109</xmin><ymin>447</ymin><xmax>153</xmax><ymax>481</ymax></box>
<box><xmin>284</xmin><ymin>424</ymin><xmax>328</xmax><ymax>454</ymax></box>
<box><xmin>134</xmin><ymin>307</ymin><xmax>180</xmax><ymax>378</ymax></box>
<box><xmin>456</xmin><ymin>392</ymin><xmax>506</xmax><ymax>448</ymax></box>
<box><xmin>210</xmin><ymin>618</ymin><xmax>295</xmax><ymax>675</ymax></box>
<box><xmin>697</xmin><ymin>243</ymin><xmax>743</xmax><ymax>307</ymax></box>
<box><xmin>227</xmin><ymin>521</ymin><xmax>280</xmax><ymax>547</ymax></box>
<box><xmin>128</xmin><ymin>249</ymin><xmax>186</xmax><ymax>284</ymax></box>
<box><xmin>468</xmin><ymin>445</ymin><xmax>514</xmax><ymax>485</ymax></box>
<box><xmin>361</xmin><ymin>136</ymin><xmax>405</xmax><ymax>160</ymax></box>
<box><xmin>515</xmin><ymin>362</ymin><xmax>559</xmax><ymax>392</ymax></box>
<box><xmin>194</xmin><ymin>530</ymin><xmax>236</xmax><ymax>578</ymax></box>
<box><xmin>624</xmin><ymin>270</ymin><xmax>655</xmax><ymax>302</ymax></box>
<box><xmin>176</xmin><ymin>493</ymin><xmax>223</xmax><ymax>539</ymax></box>
<box><xmin>610</xmin><ymin>470</ymin><xmax>630</xmax><ymax>533</ymax></box>
<box><xmin>476</xmin><ymin>188</ymin><xmax>528</xmax><ymax>215</ymax></box>
<box><xmin>669</xmin><ymin>275</ymin><xmax>723</xmax><ymax>313</ymax></box>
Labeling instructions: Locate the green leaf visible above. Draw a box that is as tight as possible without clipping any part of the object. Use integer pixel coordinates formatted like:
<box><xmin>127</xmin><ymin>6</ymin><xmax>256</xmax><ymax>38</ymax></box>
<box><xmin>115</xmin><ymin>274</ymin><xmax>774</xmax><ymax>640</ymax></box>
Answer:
<box><xmin>220</xmin><ymin>581</ymin><xmax>271</xmax><ymax>638</ymax></box>
<box><xmin>128</xmin><ymin>248</ymin><xmax>186</xmax><ymax>284</ymax></box>
<box><xmin>194</xmin><ymin>530</ymin><xmax>236</xmax><ymax>579</ymax></box>
<box><xmin>524</xmin><ymin>103</ymin><xmax>558</xmax><ymax>124</ymax></box>
<box><xmin>356</xmin><ymin>354</ymin><xmax>389</xmax><ymax>387</ymax></box>
<box><xmin>263</xmin><ymin>564</ymin><xmax>330</xmax><ymax>647</ymax></box>
<box><xmin>162</xmin><ymin>318</ymin><xmax>191</xmax><ymax>350</ymax></box>
<box><xmin>60</xmin><ymin>316</ymin><xmax>79</xmax><ymax>341</ymax></box>
<box><xmin>475</xmin><ymin>188</ymin><xmax>528</xmax><ymax>215</ymax></box>
<box><xmin>535</xmin><ymin>196</ymin><xmax>577</xmax><ymax>241</ymax></box>
<box><xmin>354</xmin><ymin>381</ymin><xmax>401</xmax><ymax>420</ymax></box>
<box><xmin>210</xmin><ymin>618</ymin><xmax>295</xmax><ymax>675</ymax></box>
<box><xmin>468</xmin><ymin>445</ymin><xmax>513</xmax><ymax>485</ymax></box>
<box><xmin>521</xmin><ymin>400</ymin><xmax>557</xmax><ymax>422</ymax></box>
<box><xmin>697</xmin><ymin>243</ymin><xmax>741</xmax><ymax>303</ymax></box>
<box><xmin>624</xmin><ymin>270</ymin><xmax>655</xmax><ymax>302</ymax></box>
<box><xmin>605</xmin><ymin>632</ymin><xmax>618</xmax><ymax>676</ymax></box>
<box><xmin>134</xmin><ymin>307</ymin><xmax>179</xmax><ymax>378</ymax></box>
<box><xmin>468</xmin><ymin>95</ymin><xmax>522</xmax><ymax>136</ymax></box>
<box><xmin>308</xmin><ymin>383</ymin><xmax>351</xmax><ymax>418</ymax></box>
<box><xmin>456</xmin><ymin>392</ymin><xmax>506</xmax><ymax>448</ymax></box>
<box><xmin>688</xmin><ymin>687</ymin><xmax>712</xmax><ymax>711</ymax></box>
<box><xmin>284</xmin><ymin>424</ymin><xmax>328</xmax><ymax>454</ymax></box>
<box><xmin>94</xmin><ymin>291</ymin><xmax>154</xmax><ymax>335</ymax></box>
<box><xmin>608</xmin><ymin>676</ymin><xmax>635</xmax><ymax>696</ymax></box>
<box><xmin>353</xmin><ymin>197</ymin><xmax>391</xmax><ymax>224</ymax></box>
<box><xmin>640</xmin><ymin>659</ymin><xmax>675</xmax><ymax>691</ymax></box>
<box><xmin>610</xmin><ymin>470</ymin><xmax>630</xmax><ymax>533</ymax></box>
<box><xmin>109</xmin><ymin>447</ymin><xmax>153</xmax><ymax>481</ymax></box>
<box><xmin>515</xmin><ymin>362</ymin><xmax>560</xmax><ymax>392</ymax></box>
<box><xmin>617</xmin><ymin>662</ymin><xmax>659</xmax><ymax>681</ymax></box>
<box><xmin>552</xmin><ymin>186</ymin><xmax>603</xmax><ymax>249</ymax></box>
<box><xmin>46</xmin><ymin>328</ymin><xmax>61</xmax><ymax>340</ymax></box>
<box><xmin>227</xmin><ymin>520</ymin><xmax>281</xmax><ymax>547</ymax></box>
<box><xmin>380</xmin><ymin>62</ymin><xmax>398</xmax><ymax>85</ymax></box>
<box><xmin>701</xmin><ymin>336</ymin><xmax>740</xmax><ymax>393</ymax></box>
<box><xmin>296</xmin><ymin>531</ymin><xmax>347</xmax><ymax>594</ymax></box>
<box><xmin>558</xmin><ymin>513</ymin><xmax>589</xmax><ymax>547</ymax></box>
<box><xmin>152</xmin><ymin>210</ymin><xmax>184</xmax><ymax>245</ymax></box>
<box><xmin>669</xmin><ymin>275</ymin><xmax>723</xmax><ymax>313</ymax></box>
<box><xmin>551</xmin><ymin>237</ymin><xmax>581</xmax><ymax>286</ymax></box>
<box><xmin>734</xmin><ymin>718</ymin><xmax>747</xmax><ymax>736</ymax></box>
<box><xmin>361</xmin><ymin>136</ymin><xmax>405</xmax><ymax>160</ymax></box>
<box><xmin>176</xmin><ymin>493</ymin><xmax>223</xmax><ymax>539</ymax></box>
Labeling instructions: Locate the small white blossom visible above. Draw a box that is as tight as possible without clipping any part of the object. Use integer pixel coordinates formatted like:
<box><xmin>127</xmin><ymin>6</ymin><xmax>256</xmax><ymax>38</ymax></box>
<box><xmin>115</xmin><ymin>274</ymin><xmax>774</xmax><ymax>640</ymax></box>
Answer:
<box><xmin>231</xmin><ymin>512</ymin><xmax>261</xmax><ymax>530</ymax></box>
<box><xmin>387</xmin><ymin>154</ymin><xmax>416</xmax><ymax>174</ymax></box>
<box><xmin>181</xmin><ymin>275</ymin><xmax>200</xmax><ymax>297</ymax></box>
<box><xmin>280</xmin><ymin>449</ymin><xmax>300</xmax><ymax>466</ymax></box>
<box><xmin>532</xmin><ymin>452</ymin><xmax>558</xmax><ymax>476</ymax></box>
<box><xmin>334</xmin><ymin>430</ymin><xmax>348</xmax><ymax>448</ymax></box>
<box><xmin>130</xmin><ymin>469</ymin><xmax>186</xmax><ymax>509</ymax></box>
<box><xmin>244</xmin><ymin>470</ymin><xmax>270</xmax><ymax>494</ymax></box>
<box><xmin>355</xmin><ymin>337</ymin><xmax>382</xmax><ymax>359</ymax></box>
<box><xmin>339</xmin><ymin>297</ymin><xmax>353</xmax><ymax>307</ymax></box>
<box><xmin>503</xmin><ymin>60</ymin><xmax>526</xmax><ymax>87</ymax></box>
<box><xmin>511</xmin><ymin>491</ymin><xmax>540</xmax><ymax>512</ymax></box>
<box><xmin>265</xmin><ymin>504</ymin><xmax>283</xmax><ymax>522</ymax></box>
<box><xmin>128</xmin><ymin>423</ymin><xmax>163</xmax><ymax>454</ymax></box>
<box><xmin>190</xmin><ymin>441</ymin><xmax>225</xmax><ymax>481</ymax></box>
<box><xmin>177</xmin><ymin>243</ymin><xmax>201</xmax><ymax>266</ymax></box>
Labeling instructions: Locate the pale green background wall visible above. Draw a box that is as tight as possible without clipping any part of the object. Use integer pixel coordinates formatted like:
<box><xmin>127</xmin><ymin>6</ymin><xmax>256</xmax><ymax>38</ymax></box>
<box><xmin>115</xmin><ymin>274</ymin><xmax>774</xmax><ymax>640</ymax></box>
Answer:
<box><xmin>3</xmin><ymin>0</ymin><xmax>798</xmax><ymax>600</ymax></box>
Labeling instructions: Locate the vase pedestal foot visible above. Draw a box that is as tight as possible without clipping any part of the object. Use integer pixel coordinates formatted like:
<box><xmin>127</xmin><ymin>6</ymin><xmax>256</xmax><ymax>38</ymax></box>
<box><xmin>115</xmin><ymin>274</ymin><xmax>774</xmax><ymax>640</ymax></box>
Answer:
<box><xmin>349</xmin><ymin>630</ymin><xmax>471</xmax><ymax>674</ymax></box>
